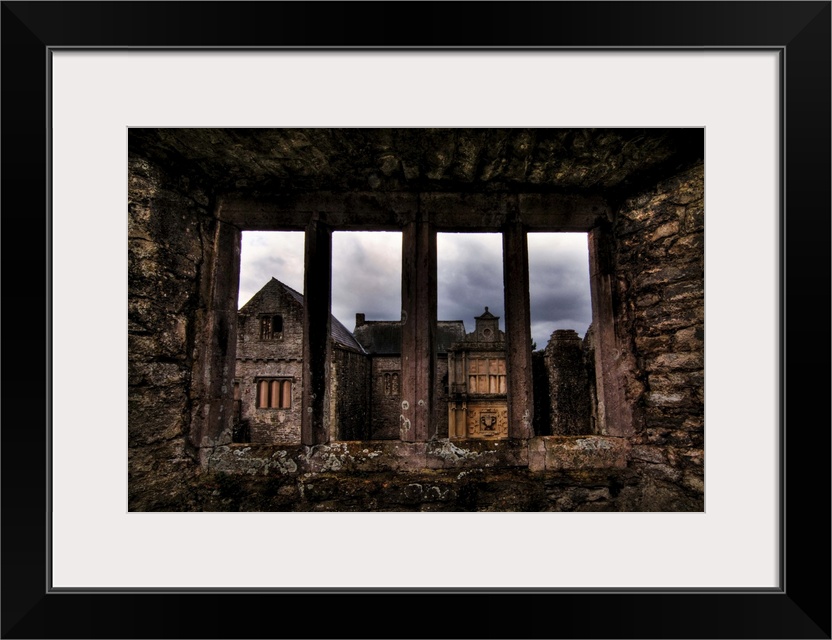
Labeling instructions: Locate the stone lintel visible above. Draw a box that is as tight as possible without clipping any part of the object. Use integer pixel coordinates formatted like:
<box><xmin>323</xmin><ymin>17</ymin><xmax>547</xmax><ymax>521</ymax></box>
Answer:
<box><xmin>518</xmin><ymin>193</ymin><xmax>609</xmax><ymax>230</ymax></box>
<box><xmin>219</xmin><ymin>192</ymin><xmax>609</xmax><ymax>232</ymax></box>
<box><xmin>218</xmin><ymin>192</ymin><xmax>418</xmax><ymax>230</ymax></box>
<box><xmin>420</xmin><ymin>192</ymin><xmax>511</xmax><ymax>230</ymax></box>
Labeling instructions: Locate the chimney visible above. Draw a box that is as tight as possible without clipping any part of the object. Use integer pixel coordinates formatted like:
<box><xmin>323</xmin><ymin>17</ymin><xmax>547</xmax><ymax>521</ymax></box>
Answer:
<box><xmin>355</xmin><ymin>313</ymin><xmax>365</xmax><ymax>327</ymax></box>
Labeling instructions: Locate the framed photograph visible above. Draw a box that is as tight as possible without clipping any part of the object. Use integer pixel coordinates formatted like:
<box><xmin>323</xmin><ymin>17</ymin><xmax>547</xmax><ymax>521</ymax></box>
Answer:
<box><xmin>3</xmin><ymin>2</ymin><xmax>829</xmax><ymax>638</ymax></box>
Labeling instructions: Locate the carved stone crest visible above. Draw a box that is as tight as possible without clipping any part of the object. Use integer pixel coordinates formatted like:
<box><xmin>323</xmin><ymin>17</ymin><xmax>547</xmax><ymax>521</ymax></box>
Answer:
<box><xmin>463</xmin><ymin>405</ymin><xmax>509</xmax><ymax>439</ymax></box>
<box><xmin>480</xmin><ymin>412</ymin><xmax>498</xmax><ymax>430</ymax></box>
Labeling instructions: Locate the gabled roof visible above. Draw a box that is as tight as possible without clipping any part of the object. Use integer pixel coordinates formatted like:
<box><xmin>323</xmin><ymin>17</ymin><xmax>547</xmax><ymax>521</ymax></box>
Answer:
<box><xmin>240</xmin><ymin>278</ymin><xmax>365</xmax><ymax>353</ymax></box>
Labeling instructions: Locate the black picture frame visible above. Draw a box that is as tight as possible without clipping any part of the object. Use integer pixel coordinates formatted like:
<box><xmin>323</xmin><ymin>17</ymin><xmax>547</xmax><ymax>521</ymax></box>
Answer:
<box><xmin>2</xmin><ymin>2</ymin><xmax>829</xmax><ymax>638</ymax></box>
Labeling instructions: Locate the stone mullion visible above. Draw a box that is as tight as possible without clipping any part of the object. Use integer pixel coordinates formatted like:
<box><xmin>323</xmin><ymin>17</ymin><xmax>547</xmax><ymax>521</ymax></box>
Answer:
<box><xmin>191</xmin><ymin>220</ymin><xmax>241</xmax><ymax>449</ymax></box>
<box><xmin>400</xmin><ymin>220</ymin><xmax>436</xmax><ymax>442</ymax></box>
<box><xmin>301</xmin><ymin>219</ymin><xmax>332</xmax><ymax>446</ymax></box>
<box><xmin>502</xmin><ymin>223</ymin><xmax>534</xmax><ymax>439</ymax></box>
<box><xmin>588</xmin><ymin>224</ymin><xmax>634</xmax><ymax>437</ymax></box>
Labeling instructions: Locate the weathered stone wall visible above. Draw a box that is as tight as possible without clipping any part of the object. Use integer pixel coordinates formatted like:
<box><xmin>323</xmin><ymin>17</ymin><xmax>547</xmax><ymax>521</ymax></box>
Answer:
<box><xmin>235</xmin><ymin>358</ymin><xmax>303</xmax><ymax>444</ymax></box>
<box><xmin>185</xmin><ymin>465</ymin><xmax>642</xmax><ymax>512</ymax></box>
<box><xmin>128</xmin><ymin>153</ymin><xmax>215</xmax><ymax>510</ymax></box>
<box><xmin>331</xmin><ymin>346</ymin><xmax>371</xmax><ymax>440</ymax></box>
<box><xmin>199</xmin><ymin>437</ymin><xmax>637</xmax><ymax>512</ymax></box>
<box><xmin>127</xmin><ymin>137</ymin><xmax>704</xmax><ymax>512</ymax></box>
<box><xmin>611</xmin><ymin>162</ymin><xmax>704</xmax><ymax>510</ymax></box>
<box><xmin>369</xmin><ymin>356</ymin><xmax>402</xmax><ymax>439</ymax></box>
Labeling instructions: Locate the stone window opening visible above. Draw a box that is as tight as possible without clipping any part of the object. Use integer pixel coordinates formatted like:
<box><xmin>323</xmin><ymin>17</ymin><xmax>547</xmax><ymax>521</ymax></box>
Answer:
<box><xmin>201</xmin><ymin>192</ymin><xmax>634</xmax><ymax>450</ymax></box>
<box><xmin>467</xmin><ymin>357</ymin><xmax>507</xmax><ymax>395</ymax></box>
<box><xmin>259</xmin><ymin>314</ymin><xmax>283</xmax><ymax>340</ymax></box>
<box><xmin>256</xmin><ymin>378</ymin><xmax>293</xmax><ymax>409</ymax></box>
<box><xmin>527</xmin><ymin>232</ymin><xmax>595</xmax><ymax>436</ymax></box>
<box><xmin>381</xmin><ymin>372</ymin><xmax>400</xmax><ymax>396</ymax></box>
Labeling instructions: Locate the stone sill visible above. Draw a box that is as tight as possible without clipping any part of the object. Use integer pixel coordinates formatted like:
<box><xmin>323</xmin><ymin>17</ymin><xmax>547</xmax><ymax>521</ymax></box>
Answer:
<box><xmin>202</xmin><ymin>436</ymin><xmax>629</xmax><ymax>476</ymax></box>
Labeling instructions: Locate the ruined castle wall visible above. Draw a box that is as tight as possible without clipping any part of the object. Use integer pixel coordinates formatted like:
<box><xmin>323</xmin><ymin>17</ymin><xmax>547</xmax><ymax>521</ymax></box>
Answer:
<box><xmin>544</xmin><ymin>330</ymin><xmax>593</xmax><ymax>436</ymax></box>
<box><xmin>369</xmin><ymin>356</ymin><xmax>403</xmax><ymax>439</ymax></box>
<box><xmin>332</xmin><ymin>346</ymin><xmax>371</xmax><ymax>441</ymax></box>
<box><xmin>612</xmin><ymin>162</ymin><xmax>705</xmax><ymax>510</ymax></box>
<box><xmin>532</xmin><ymin>351</ymin><xmax>551</xmax><ymax>435</ymax></box>
<box><xmin>128</xmin><ymin>154</ymin><xmax>215</xmax><ymax>510</ymax></box>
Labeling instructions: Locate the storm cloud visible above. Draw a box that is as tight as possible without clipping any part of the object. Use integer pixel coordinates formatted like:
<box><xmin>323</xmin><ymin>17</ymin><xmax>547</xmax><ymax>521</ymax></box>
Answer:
<box><xmin>239</xmin><ymin>230</ymin><xmax>591</xmax><ymax>350</ymax></box>
<box><xmin>238</xmin><ymin>231</ymin><xmax>305</xmax><ymax>305</ymax></box>
<box><xmin>437</xmin><ymin>232</ymin><xmax>505</xmax><ymax>325</ymax></box>
<box><xmin>527</xmin><ymin>232</ymin><xmax>592</xmax><ymax>347</ymax></box>
<box><xmin>331</xmin><ymin>231</ymin><xmax>402</xmax><ymax>322</ymax></box>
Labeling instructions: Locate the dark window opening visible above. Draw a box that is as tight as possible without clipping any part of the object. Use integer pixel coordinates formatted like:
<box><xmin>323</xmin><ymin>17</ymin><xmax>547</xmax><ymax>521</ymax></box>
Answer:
<box><xmin>260</xmin><ymin>314</ymin><xmax>283</xmax><ymax>340</ymax></box>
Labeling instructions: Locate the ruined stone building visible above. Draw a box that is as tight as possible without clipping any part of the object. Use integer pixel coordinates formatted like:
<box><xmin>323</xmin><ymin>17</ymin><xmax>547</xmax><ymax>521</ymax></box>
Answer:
<box><xmin>445</xmin><ymin>308</ymin><xmax>509</xmax><ymax>440</ymax></box>
<box><xmin>352</xmin><ymin>313</ymin><xmax>466</xmax><ymax>440</ymax></box>
<box><xmin>129</xmin><ymin>128</ymin><xmax>704</xmax><ymax>511</ymax></box>
<box><xmin>235</xmin><ymin>279</ymin><xmax>597</xmax><ymax>448</ymax></box>
<box><xmin>233</xmin><ymin>277</ymin><xmax>368</xmax><ymax>445</ymax></box>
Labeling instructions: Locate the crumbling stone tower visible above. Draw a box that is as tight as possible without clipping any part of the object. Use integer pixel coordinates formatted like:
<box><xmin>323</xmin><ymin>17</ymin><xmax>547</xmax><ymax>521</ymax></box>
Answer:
<box><xmin>544</xmin><ymin>329</ymin><xmax>594</xmax><ymax>436</ymax></box>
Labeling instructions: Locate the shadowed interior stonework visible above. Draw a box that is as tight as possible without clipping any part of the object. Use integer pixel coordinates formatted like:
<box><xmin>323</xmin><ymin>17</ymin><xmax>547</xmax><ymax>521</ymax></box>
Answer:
<box><xmin>128</xmin><ymin>128</ymin><xmax>704</xmax><ymax>512</ymax></box>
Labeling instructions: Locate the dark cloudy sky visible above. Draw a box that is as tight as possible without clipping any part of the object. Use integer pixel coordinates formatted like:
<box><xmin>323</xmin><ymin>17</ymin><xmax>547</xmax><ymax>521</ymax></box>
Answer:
<box><xmin>239</xmin><ymin>231</ymin><xmax>591</xmax><ymax>349</ymax></box>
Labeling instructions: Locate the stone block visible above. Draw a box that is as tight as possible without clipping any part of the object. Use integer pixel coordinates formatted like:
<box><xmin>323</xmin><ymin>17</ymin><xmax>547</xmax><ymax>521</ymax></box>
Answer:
<box><xmin>639</xmin><ymin>462</ymin><xmax>683</xmax><ymax>483</ymax></box>
<box><xmin>425</xmin><ymin>438</ymin><xmax>528</xmax><ymax>470</ymax></box>
<box><xmin>635</xmin><ymin>293</ymin><xmax>661</xmax><ymax>308</ymax></box>
<box><xmin>668</xmin><ymin>232</ymin><xmax>704</xmax><ymax>258</ymax></box>
<box><xmin>299</xmin><ymin>441</ymin><xmax>428</xmax><ymax>474</ymax></box>
<box><xmin>683</xmin><ymin>201</ymin><xmax>704</xmax><ymax>232</ymax></box>
<box><xmin>673</xmin><ymin>325</ymin><xmax>704</xmax><ymax>350</ymax></box>
<box><xmin>634</xmin><ymin>335</ymin><xmax>672</xmax><ymax>354</ymax></box>
<box><xmin>646</xmin><ymin>352</ymin><xmax>704</xmax><ymax>372</ymax></box>
<box><xmin>636</xmin><ymin>266</ymin><xmax>687</xmax><ymax>288</ymax></box>
<box><xmin>645</xmin><ymin>391</ymin><xmax>688</xmax><ymax>408</ymax></box>
<box><xmin>203</xmin><ymin>444</ymin><xmax>301</xmax><ymax>476</ymax></box>
<box><xmin>663</xmin><ymin>280</ymin><xmax>703</xmax><ymax>303</ymax></box>
<box><xmin>543</xmin><ymin>436</ymin><xmax>629</xmax><ymax>470</ymax></box>
<box><xmin>682</xmin><ymin>471</ymin><xmax>704</xmax><ymax>493</ymax></box>
<box><xmin>630</xmin><ymin>445</ymin><xmax>666</xmax><ymax>464</ymax></box>
<box><xmin>649</xmin><ymin>221</ymin><xmax>680</xmax><ymax>242</ymax></box>
<box><xmin>528</xmin><ymin>437</ymin><xmax>546</xmax><ymax>472</ymax></box>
